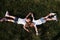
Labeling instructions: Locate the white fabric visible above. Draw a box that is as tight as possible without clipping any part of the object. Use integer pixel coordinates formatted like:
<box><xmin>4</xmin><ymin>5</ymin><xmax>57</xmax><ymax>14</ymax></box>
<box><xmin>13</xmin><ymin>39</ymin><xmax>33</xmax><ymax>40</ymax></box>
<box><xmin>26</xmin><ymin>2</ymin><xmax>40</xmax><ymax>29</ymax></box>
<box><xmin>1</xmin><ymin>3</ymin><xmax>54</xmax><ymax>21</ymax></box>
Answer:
<box><xmin>49</xmin><ymin>13</ymin><xmax>56</xmax><ymax>15</ymax></box>
<box><xmin>17</xmin><ymin>18</ymin><xmax>26</xmax><ymax>25</ymax></box>
<box><xmin>33</xmin><ymin>18</ymin><xmax>46</xmax><ymax>25</ymax></box>
<box><xmin>33</xmin><ymin>19</ymin><xmax>43</xmax><ymax>25</ymax></box>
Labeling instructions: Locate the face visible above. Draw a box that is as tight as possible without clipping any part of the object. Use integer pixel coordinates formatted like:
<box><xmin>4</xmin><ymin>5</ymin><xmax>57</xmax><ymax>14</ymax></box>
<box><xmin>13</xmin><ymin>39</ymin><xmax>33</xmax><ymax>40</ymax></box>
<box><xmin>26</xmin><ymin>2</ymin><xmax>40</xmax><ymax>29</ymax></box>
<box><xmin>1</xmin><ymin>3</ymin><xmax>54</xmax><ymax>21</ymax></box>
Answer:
<box><xmin>26</xmin><ymin>18</ymin><xmax>31</xmax><ymax>23</ymax></box>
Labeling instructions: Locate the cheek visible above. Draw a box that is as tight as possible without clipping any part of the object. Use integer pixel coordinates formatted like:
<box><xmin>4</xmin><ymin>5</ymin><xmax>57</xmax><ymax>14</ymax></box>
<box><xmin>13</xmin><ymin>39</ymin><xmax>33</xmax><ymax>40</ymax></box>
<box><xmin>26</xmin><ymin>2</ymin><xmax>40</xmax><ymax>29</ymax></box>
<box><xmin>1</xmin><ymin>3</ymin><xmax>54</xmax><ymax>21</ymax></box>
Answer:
<box><xmin>26</xmin><ymin>20</ymin><xmax>30</xmax><ymax>22</ymax></box>
<box><xmin>26</xmin><ymin>20</ymin><xmax>29</xmax><ymax>22</ymax></box>
<box><xmin>28</xmin><ymin>20</ymin><xmax>30</xmax><ymax>22</ymax></box>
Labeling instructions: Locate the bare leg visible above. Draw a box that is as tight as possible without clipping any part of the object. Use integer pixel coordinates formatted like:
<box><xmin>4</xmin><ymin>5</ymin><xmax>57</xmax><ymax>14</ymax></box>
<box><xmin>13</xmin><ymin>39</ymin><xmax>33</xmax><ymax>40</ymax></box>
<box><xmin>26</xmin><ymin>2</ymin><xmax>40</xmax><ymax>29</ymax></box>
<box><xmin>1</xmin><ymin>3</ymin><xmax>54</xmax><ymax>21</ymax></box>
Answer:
<box><xmin>45</xmin><ymin>15</ymin><xmax>57</xmax><ymax>21</ymax></box>
<box><xmin>6</xmin><ymin>19</ymin><xmax>15</xmax><ymax>23</ymax></box>
<box><xmin>0</xmin><ymin>17</ymin><xmax>15</xmax><ymax>23</ymax></box>
<box><xmin>5</xmin><ymin>15</ymin><xmax>16</xmax><ymax>19</ymax></box>
<box><xmin>5</xmin><ymin>11</ymin><xmax>16</xmax><ymax>19</ymax></box>
<box><xmin>0</xmin><ymin>18</ymin><xmax>4</xmax><ymax>22</ymax></box>
<box><xmin>45</xmin><ymin>13</ymin><xmax>56</xmax><ymax>18</ymax></box>
<box><xmin>46</xmin><ymin>18</ymin><xmax>54</xmax><ymax>21</ymax></box>
<box><xmin>4</xmin><ymin>18</ymin><xmax>15</xmax><ymax>23</ymax></box>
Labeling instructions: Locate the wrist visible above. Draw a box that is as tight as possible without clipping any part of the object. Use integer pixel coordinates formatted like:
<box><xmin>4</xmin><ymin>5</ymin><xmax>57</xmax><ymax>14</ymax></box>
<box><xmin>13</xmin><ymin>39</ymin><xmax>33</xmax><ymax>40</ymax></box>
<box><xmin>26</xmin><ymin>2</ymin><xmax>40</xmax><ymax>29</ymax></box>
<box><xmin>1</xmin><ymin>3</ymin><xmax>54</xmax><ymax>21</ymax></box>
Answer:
<box><xmin>36</xmin><ymin>31</ymin><xmax>38</xmax><ymax>33</ymax></box>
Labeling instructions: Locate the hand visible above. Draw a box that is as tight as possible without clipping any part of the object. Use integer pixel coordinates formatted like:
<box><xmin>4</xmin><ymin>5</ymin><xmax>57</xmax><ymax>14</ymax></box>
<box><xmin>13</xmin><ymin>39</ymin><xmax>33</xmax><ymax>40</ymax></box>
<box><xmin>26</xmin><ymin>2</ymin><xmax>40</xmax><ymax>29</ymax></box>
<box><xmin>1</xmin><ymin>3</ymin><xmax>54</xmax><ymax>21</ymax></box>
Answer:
<box><xmin>26</xmin><ymin>13</ymin><xmax>32</xmax><ymax>18</ymax></box>
<box><xmin>26</xmin><ymin>30</ymin><xmax>30</xmax><ymax>32</ymax></box>
<box><xmin>29</xmin><ymin>12</ymin><xmax>32</xmax><ymax>15</ymax></box>
<box><xmin>31</xmin><ymin>14</ymin><xmax>33</xmax><ymax>17</ymax></box>
<box><xmin>36</xmin><ymin>32</ymin><xmax>38</xmax><ymax>36</ymax></box>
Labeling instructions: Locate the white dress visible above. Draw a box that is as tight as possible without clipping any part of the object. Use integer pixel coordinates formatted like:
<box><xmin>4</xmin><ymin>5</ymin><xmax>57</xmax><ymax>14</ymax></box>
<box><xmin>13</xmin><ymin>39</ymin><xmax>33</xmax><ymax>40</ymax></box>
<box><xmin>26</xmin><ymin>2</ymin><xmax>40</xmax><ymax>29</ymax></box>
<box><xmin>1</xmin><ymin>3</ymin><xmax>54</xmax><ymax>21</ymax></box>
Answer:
<box><xmin>33</xmin><ymin>17</ymin><xmax>46</xmax><ymax>25</ymax></box>
<box><xmin>17</xmin><ymin>18</ymin><xmax>26</xmax><ymax>25</ymax></box>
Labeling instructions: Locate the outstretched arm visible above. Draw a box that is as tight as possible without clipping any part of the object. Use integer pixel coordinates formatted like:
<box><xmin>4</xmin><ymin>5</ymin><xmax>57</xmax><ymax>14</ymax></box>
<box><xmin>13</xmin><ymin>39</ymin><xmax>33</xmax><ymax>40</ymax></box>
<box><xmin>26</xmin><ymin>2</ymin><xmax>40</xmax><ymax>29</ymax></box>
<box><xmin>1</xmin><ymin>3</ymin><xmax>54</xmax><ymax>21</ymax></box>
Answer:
<box><xmin>26</xmin><ymin>13</ymin><xmax>32</xmax><ymax>18</ymax></box>
<box><xmin>23</xmin><ymin>25</ymin><xmax>29</xmax><ymax>32</ymax></box>
<box><xmin>34</xmin><ymin>25</ymin><xmax>38</xmax><ymax>36</ymax></box>
<box><xmin>25</xmin><ymin>12</ymin><xmax>34</xmax><ymax>19</ymax></box>
<box><xmin>31</xmin><ymin>13</ymin><xmax>34</xmax><ymax>19</ymax></box>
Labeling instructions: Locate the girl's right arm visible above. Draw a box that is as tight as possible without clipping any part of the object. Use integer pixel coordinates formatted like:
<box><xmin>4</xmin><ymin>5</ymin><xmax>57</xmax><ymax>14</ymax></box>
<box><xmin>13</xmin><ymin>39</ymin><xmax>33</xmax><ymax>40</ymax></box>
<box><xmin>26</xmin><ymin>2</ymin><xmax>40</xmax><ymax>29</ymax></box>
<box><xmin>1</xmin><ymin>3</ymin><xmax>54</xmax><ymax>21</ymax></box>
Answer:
<box><xmin>23</xmin><ymin>25</ymin><xmax>29</xmax><ymax>32</ymax></box>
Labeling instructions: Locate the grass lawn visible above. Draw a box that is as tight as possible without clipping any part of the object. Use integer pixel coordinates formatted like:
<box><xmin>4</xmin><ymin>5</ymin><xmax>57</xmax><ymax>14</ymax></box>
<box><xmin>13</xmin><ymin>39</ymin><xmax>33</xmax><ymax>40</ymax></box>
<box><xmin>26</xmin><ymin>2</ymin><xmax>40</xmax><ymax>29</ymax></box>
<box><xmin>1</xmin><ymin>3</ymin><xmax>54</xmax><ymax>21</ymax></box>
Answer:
<box><xmin>0</xmin><ymin>0</ymin><xmax>60</xmax><ymax>40</ymax></box>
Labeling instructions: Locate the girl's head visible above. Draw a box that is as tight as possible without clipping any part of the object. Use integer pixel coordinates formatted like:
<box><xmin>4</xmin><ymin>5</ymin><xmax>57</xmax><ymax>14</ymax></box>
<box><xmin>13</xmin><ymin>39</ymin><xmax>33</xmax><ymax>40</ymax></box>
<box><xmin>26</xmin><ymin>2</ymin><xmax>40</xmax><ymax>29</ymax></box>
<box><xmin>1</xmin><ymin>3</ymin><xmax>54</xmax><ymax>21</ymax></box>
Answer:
<box><xmin>26</xmin><ymin>15</ymin><xmax>33</xmax><ymax>23</ymax></box>
<box><xmin>26</xmin><ymin>22</ymin><xmax>34</xmax><ymax>28</ymax></box>
<box><xmin>25</xmin><ymin>17</ymin><xmax>34</xmax><ymax>28</ymax></box>
<box><xmin>26</xmin><ymin>18</ymin><xmax>31</xmax><ymax>23</ymax></box>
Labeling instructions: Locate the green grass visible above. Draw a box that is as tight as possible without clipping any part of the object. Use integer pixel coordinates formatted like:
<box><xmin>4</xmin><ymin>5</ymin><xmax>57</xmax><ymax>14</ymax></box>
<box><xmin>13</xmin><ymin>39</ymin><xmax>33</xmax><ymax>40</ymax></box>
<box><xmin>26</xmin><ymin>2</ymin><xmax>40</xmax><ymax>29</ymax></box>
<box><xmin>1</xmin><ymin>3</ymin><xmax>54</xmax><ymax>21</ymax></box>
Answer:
<box><xmin>0</xmin><ymin>0</ymin><xmax>60</xmax><ymax>40</ymax></box>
